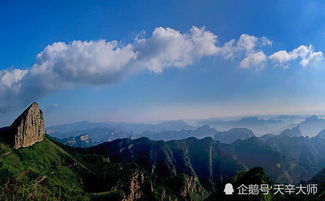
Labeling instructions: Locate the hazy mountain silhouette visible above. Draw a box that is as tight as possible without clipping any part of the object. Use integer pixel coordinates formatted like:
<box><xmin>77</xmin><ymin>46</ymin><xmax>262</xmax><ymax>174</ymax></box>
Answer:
<box><xmin>197</xmin><ymin>116</ymin><xmax>291</xmax><ymax>136</ymax></box>
<box><xmin>298</xmin><ymin>115</ymin><xmax>325</xmax><ymax>136</ymax></box>
<box><xmin>214</xmin><ymin>128</ymin><xmax>255</xmax><ymax>144</ymax></box>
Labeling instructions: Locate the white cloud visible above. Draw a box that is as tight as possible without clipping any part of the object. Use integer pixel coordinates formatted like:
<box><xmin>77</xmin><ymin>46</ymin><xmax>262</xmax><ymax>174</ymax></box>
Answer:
<box><xmin>269</xmin><ymin>50</ymin><xmax>292</xmax><ymax>64</ymax></box>
<box><xmin>0</xmin><ymin>69</ymin><xmax>27</xmax><ymax>88</ymax></box>
<box><xmin>260</xmin><ymin>37</ymin><xmax>273</xmax><ymax>46</ymax></box>
<box><xmin>237</xmin><ymin>34</ymin><xmax>258</xmax><ymax>52</ymax></box>
<box><xmin>219</xmin><ymin>34</ymin><xmax>272</xmax><ymax>59</ymax></box>
<box><xmin>0</xmin><ymin>26</ymin><xmax>220</xmax><ymax>112</ymax></box>
<box><xmin>217</xmin><ymin>34</ymin><xmax>271</xmax><ymax>69</ymax></box>
<box><xmin>0</xmin><ymin>26</ymin><xmax>323</xmax><ymax>113</ymax></box>
<box><xmin>240</xmin><ymin>51</ymin><xmax>267</xmax><ymax>69</ymax></box>
<box><xmin>33</xmin><ymin>40</ymin><xmax>137</xmax><ymax>85</ymax></box>
<box><xmin>270</xmin><ymin>45</ymin><xmax>324</xmax><ymax>67</ymax></box>
<box><xmin>134</xmin><ymin>26</ymin><xmax>219</xmax><ymax>72</ymax></box>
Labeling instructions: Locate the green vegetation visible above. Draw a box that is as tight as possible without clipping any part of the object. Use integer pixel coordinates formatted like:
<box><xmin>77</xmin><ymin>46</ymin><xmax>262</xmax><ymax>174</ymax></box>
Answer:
<box><xmin>0</xmin><ymin>136</ymin><xmax>209</xmax><ymax>201</ymax></box>
<box><xmin>0</xmin><ymin>135</ymin><xmax>323</xmax><ymax>201</ymax></box>
<box><xmin>0</xmin><ymin>138</ymin><xmax>88</xmax><ymax>201</ymax></box>
<box><xmin>90</xmin><ymin>190</ymin><xmax>124</xmax><ymax>201</ymax></box>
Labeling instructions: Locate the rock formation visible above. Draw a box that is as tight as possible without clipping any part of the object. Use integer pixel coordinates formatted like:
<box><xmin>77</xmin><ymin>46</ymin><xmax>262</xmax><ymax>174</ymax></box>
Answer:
<box><xmin>122</xmin><ymin>171</ymin><xmax>145</xmax><ymax>201</ymax></box>
<box><xmin>9</xmin><ymin>102</ymin><xmax>45</xmax><ymax>149</ymax></box>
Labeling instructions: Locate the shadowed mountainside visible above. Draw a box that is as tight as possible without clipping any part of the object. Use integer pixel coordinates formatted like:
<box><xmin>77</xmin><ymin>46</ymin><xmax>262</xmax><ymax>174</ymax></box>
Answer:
<box><xmin>90</xmin><ymin>137</ymin><xmax>244</xmax><ymax>191</ymax></box>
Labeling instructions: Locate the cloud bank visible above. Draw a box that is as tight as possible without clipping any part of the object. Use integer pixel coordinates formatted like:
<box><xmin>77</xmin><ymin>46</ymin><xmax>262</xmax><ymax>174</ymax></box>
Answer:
<box><xmin>269</xmin><ymin>45</ymin><xmax>323</xmax><ymax>67</ymax></box>
<box><xmin>0</xmin><ymin>26</ymin><xmax>324</xmax><ymax>112</ymax></box>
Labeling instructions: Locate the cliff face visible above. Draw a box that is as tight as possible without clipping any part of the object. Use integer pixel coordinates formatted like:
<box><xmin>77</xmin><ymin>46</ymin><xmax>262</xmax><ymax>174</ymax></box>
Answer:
<box><xmin>120</xmin><ymin>171</ymin><xmax>146</xmax><ymax>201</ymax></box>
<box><xmin>91</xmin><ymin>137</ymin><xmax>245</xmax><ymax>191</ymax></box>
<box><xmin>9</xmin><ymin>102</ymin><xmax>45</xmax><ymax>149</ymax></box>
<box><xmin>111</xmin><ymin>170</ymin><xmax>206</xmax><ymax>201</ymax></box>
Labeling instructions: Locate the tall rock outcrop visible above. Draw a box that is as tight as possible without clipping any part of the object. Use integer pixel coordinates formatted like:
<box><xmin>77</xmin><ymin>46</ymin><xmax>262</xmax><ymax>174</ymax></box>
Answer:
<box><xmin>9</xmin><ymin>102</ymin><xmax>45</xmax><ymax>149</ymax></box>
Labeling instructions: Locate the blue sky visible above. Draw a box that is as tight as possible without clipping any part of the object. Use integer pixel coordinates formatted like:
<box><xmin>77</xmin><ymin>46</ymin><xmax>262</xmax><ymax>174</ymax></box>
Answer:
<box><xmin>1</xmin><ymin>0</ymin><xmax>325</xmax><ymax>126</ymax></box>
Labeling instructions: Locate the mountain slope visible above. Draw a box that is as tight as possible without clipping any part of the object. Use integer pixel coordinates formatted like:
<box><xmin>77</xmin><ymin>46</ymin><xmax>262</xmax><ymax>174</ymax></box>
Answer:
<box><xmin>0</xmin><ymin>103</ymin><xmax>324</xmax><ymax>201</ymax></box>
<box><xmin>278</xmin><ymin>126</ymin><xmax>302</xmax><ymax>137</ymax></box>
<box><xmin>0</xmin><ymin>135</ymin><xmax>211</xmax><ymax>201</ymax></box>
<box><xmin>309</xmin><ymin>168</ymin><xmax>325</xmax><ymax>201</ymax></box>
<box><xmin>89</xmin><ymin>133</ymin><xmax>325</xmax><ymax>189</ymax></box>
<box><xmin>0</xmin><ymin>103</ymin><xmax>208</xmax><ymax>201</ymax></box>
<box><xmin>316</xmin><ymin>129</ymin><xmax>325</xmax><ymax>139</ymax></box>
<box><xmin>0</xmin><ymin>137</ymin><xmax>89</xmax><ymax>200</ymax></box>
<box><xmin>90</xmin><ymin>137</ymin><xmax>245</xmax><ymax>191</ymax></box>
<box><xmin>227</xmin><ymin>137</ymin><xmax>286</xmax><ymax>183</ymax></box>
<box><xmin>263</xmin><ymin>135</ymin><xmax>325</xmax><ymax>183</ymax></box>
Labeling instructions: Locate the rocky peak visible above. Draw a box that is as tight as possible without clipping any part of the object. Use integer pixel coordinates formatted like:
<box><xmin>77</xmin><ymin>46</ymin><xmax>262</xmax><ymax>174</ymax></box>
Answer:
<box><xmin>279</xmin><ymin>126</ymin><xmax>302</xmax><ymax>137</ymax></box>
<box><xmin>10</xmin><ymin>102</ymin><xmax>45</xmax><ymax>149</ymax></box>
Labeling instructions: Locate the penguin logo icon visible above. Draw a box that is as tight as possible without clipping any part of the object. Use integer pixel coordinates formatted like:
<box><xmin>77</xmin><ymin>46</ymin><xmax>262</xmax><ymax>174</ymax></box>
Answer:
<box><xmin>224</xmin><ymin>183</ymin><xmax>234</xmax><ymax>195</ymax></box>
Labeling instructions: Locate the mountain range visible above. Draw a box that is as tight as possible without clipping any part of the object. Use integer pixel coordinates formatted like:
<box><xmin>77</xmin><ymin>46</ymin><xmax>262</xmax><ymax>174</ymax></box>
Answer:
<box><xmin>48</xmin><ymin>115</ymin><xmax>325</xmax><ymax>148</ymax></box>
<box><xmin>0</xmin><ymin>103</ymin><xmax>324</xmax><ymax>201</ymax></box>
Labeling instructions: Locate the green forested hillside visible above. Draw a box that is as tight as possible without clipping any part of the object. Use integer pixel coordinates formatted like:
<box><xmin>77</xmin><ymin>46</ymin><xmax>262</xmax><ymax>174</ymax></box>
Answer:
<box><xmin>0</xmin><ymin>136</ymin><xmax>209</xmax><ymax>201</ymax></box>
<box><xmin>0</xmin><ymin>135</ymin><xmax>324</xmax><ymax>201</ymax></box>
<box><xmin>0</xmin><ymin>137</ymin><xmax>88</xmax><ymax>200</ymax></box>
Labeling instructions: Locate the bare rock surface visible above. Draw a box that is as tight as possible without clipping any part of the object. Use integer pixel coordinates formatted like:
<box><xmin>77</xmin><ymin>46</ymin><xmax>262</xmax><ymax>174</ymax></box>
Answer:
<box><xmin>9</xmin><ymin>102</ymin><xmax>45</xmax><ymax>149</ymax></box>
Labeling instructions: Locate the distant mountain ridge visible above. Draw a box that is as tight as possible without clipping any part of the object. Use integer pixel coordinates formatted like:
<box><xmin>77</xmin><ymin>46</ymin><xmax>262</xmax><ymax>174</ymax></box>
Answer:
<box><xmin>214</xmin><ymin>128</ymin><xmax>255</xmax><ymax>144</ymax></box>
<box><xmin>278</xmin><ymin>126</ymin><xmax>302</xmax><ymax>137</ymax></box>
<box><xmin>90</xmin><ymin>132</ymin><xmax>325</xmax><ymax>186</ymax></box>
<box><xmin>48</xmin><ymin>120</ymin><xmax>193</xmax><ymax>135</ymax></box>
<box><xmin>48</xmin><ymin>118</ymin><xmax>325</xmax><ymax>186</ymax></box>
<box><xmin>58</xmin><ymin>134</ymin><xmax>93</xmax><ymax>147</ymax></box>
<box><xmin>298</xmin><ymin>115</ymin><xmax>325</xmax><ymax>136</ymax></box>
<box><xmin>197</xmin><ymin>116</ymin><xmax>290</xmax><ymax>136</ymax></box>
<box><xmin>0</xmin><ymin>103</ymin><xmax>324</xmax><ymax>201</ymax></box>
<box><xmin>51</xmin><ymin>124</ymin><xmax>257</xmax><ymax>147</ymax></box>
